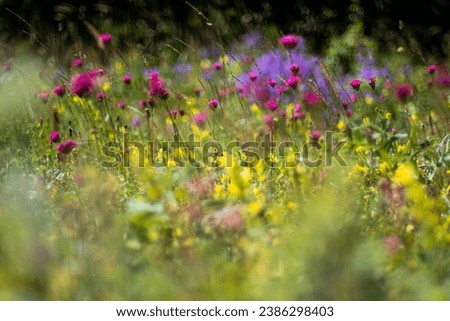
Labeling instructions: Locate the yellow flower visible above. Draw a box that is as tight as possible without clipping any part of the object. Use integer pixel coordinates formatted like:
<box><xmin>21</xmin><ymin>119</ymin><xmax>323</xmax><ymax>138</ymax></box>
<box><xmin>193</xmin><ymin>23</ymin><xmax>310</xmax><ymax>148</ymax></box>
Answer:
<box><xmin>102</xmin><ymin>82</ymin><xmax>111</xmax><ymax>92</ymax></box>
<box><xmin>397</xmin><ymin>144</ymin><xmax>407</xmax><ymax>153</ymax></box>
<box><xmin>248</xmin><ymin>201</ymin><xmax>263</xmax><ymax>216</ymax></box>
<box><xmin>385</xmin><ymin>112</ymin><xmax>392</xmax><ymax>121</ymax></box>
<box><xmin>337</xmin><ymin>120</ymin><xmax>345</xmax><ymax>130</ymax></box>
<box><xmin>364</xmin><ymin>95</ymin><xmax>374</xmax><ymax>105</ymax></box>
<box><xmin>393</xmin><ymin>163</ymin><xmax>417</xmax><ymax>186</ymax></box>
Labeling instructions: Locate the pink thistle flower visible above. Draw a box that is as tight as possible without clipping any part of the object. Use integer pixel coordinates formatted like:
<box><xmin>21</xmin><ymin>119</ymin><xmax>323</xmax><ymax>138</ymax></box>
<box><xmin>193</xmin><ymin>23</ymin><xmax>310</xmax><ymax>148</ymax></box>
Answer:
<box><xmin>310</xmin><ymin>130</ymin><xmax>322</xmax><ymax>141</ymax></box>
<box><xmin>292</xmin><ymin>103</ymin><xmax>304</xmax><ymax>119</ymax></box>
<box><xmin>266</xmin><ymin>99</ymin><xmax>278</xmax><ymax>111</ymax></box>
<box><xmin>268</xmin><ymin>78</ymin><xmax>277</xmax><ymax>88</ymax></box>
<box><xmin>248</xmin><ymin>71</ymin><xmax>257</xmax><ymax>81</ymax></box>
<box><xmin>384</xmin><ymin>235</ymin><xmax>402</xmax><ymax>256</ymax></box>
<box><xmin>88</xmin><ymin>68</ymin><xmax>105</xmax><ymax>77</ymax></box>
<box><xmin>276</xmin><ymin>85</ymin><xmax>287</xmax><ymax>95</ymax></box>
<box><xmin>96</xmin><ymin>92</ymin><xmax>106</xmax><ymax>102</ymax></box>
<box><xmin>117</xmin><ymin>100</ymin><xmax>126</xmax><ymax>109</ymax></box>
<box><xmin>289</xmin><ymin>63</ymin><xmax>300</xmax><ymax>75</ymax></box>
<box><xmin>426</xmin><ymin>64</ymin><xmax>437</xmax><ymax>74</ymax></box>
<box><xmin>205</xmin><ymin>205</ymin><xmax>245</xmax><ymax>233</ymax></box>
<box><xmin>99</xmin><ymin>33</ymin><xmax>112</xmax><ymax>46</ymax></box>
<box><xmin>285</xmin><ymin>75</ymin><xmax>300</xmax><ymax>89</ymax></box>
<box><xmin>369</xmin><ymin>76</ymin><xmax>376</xmax><ymax>90</ymax></box>
<box><xmin>37</xmin><ymin>92</ymin><xmax>50</xmax><ymax>102</ymax></box>
<box><xmin>304</xmin><ymin>91</ymin><xmax>321</xmax><ymax>105</ymax></box>
<box><xmin>71</xmin><ymin>58</ymin><xmax>83</xmax><ymax>67</ymax></box>
<box><xmin>279</xmin><ymin>35</ymin><xmax>299</xmax><ymax>50</ymax></box>
<box><xmin>346</xmin><ymin>108</ymin><xmax>353</xmax><ymax>116</ymax></box>
<box><xmin>395</xmin><ymin>84</ymin><xmax>413</xmax><ymax>102</ymax></box>
<box><xmin>56</xmin><ymin>140</ymin><xmax>77</xmax><ymax>155</ymax></box>
<box><xmin>71</xmin><ymin>73</ymin><xmax>94</xmax><ymax>97</ymax></box>
<box><xmin>193</xmin><ymin>112</ymin><xmax>207</xmax><ymax>126</ymax></box>
<box><xmin>264</xmin><ymin>114</ymin><xmax>275</xmax><ymax>131</ymax></box>
<box><xmin>437</xmin><ymin>73</ymin><xmax>450</xmax><ymax>87</ymax></box>
<box><xmin>350</xmin><ymin>94</ymin><xmax>358</xmax><ymax>103</ymax></box>
<box><xmin>53</xmin><ymin>85</ymin><xmax>65</xmax><ymax>97</ymax></box>
<box><xmin>148</xmin><ymin>72</ymin><xmax>170</xmax><ymax>99</ymax></box>
<box><xmin>208</xmin><ymin>98</ymin><xmax>219</xmax><ymax>110</ymax></box>
<box><xmin>138</xmin><ymin>99</ymin><xmax>147</xmax><ymax>108</ymax></box>
<box><xmin>349</xmin><ymin>79</ymin><xmax>362</xmax><ymax>90</ymax></box>
<box><xmin>390</xmin><ymin>127</ymin><xmax>397</xmax><ymax>133</ymax></box>
<box><xmin>49</xmin><ymin>130</ymin><xmax>60</xmax><ymax>144</ymax></box>
<box><xmin>212</xmin><ymin>62</ymin><xmax>222</xmax><ymax>70</ymax></box>
<box><xmin>122</xmin><ymin>74</ymin><xmax>132</xmax><ymax>85</ymax></box>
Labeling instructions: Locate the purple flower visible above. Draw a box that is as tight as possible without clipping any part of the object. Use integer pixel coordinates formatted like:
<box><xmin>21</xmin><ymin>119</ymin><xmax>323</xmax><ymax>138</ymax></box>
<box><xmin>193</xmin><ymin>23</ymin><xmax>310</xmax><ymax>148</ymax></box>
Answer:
<box><xmin>266</xmin><ymin>99</ymin><xmax>278</xmax><ymax>111</ymax></box>
<box><xmin>131</xmin><ymin>117</ymin><xmax>142</xmax><ymax>128</ymax></box>
<box><xmin>37</xmin><ymin>92</ymin><xmax>50</xmax><ymax>102</ymax></box>
<box><xmin>193</xmin><ymin>112</ymin><xmax>207</xmax><ymax>126</ymax></box>
<box><xmin>122</xmin><ymin>74</ymin><xmax>132</xmax><ymax>84</ymax></box>
<box><xmin>117</xmin><ymin>100</ymin><xmax>126</xmax><ymax>109</ymax></box>
<box><xmin>349</xmin><ymin>79</ymin><xmax>362</xmax><ymax>90</ymax></box>
<box><xmin>264</xmin><ymin>114</ymin><xmax>275</xmax><ymax>131</ymax></box>
<box><xmin>49</xmin><ymin>130</ymin><xmax>60</xmax><ymax>144</ymax></box>
<box><xmin>285</xmin><ymin>75</ymin><xmax>300</xmax><ymax>89</ymax></box>
<box><xmin>279</xmin><ymin>35</ymin><xmax>299</xmax><ymax>50</ymax></box>
<box><xmin>53</xmin><ymin>85</ymin><xmax>65</xmax><ymax>97</ymax></box>
<box><xmin>212</xmin><ymin>62</ymin><xmax>222</xmax><ymax>70</ymax></box>
<box><xmin>208</xmin><ymin>98</ymin><xmax>219</xmax><ymax>110</ymax></box>
<box><xmin>395</xmin><ymin>84</ymin><xmax>413</xmax><ymax>102</ymax></box>
<box><xmin>426</xmin><ymin>64</ymin><xmax>437</xmax><ymax>74</ymax></box>
<box><xmin>310</xmin><ymin>130</ymin><xmax>321</xmax><ymax>141</ymax></box>
<box><xmin>71</xmin><ymin>74</ymin><xmax>94</xmax><ymax>97</ymax></box>
<box><xmin>289</xmin><ymin>63</ymin><xmax>300</xmax><ymax>75</ymax></box>
<box><xmin>148</xmin><ymin>72</ymin><xmax>170</xmax><ymax>99</ymax></box>
<box><xmin>304</xmin><ymin>91</ymin><xmax>321</xmax><ymax>105</ymax></box>
<box><xmin>268</xmin><ymin>79</ymin><xmax>277</xmax><ymax>88</ymax></box>
<box><xmin>72</xmin><ymin>58</ymin><xmax>83</xmax><ymax>67</ymax></box>
<box><xmin>369</xmin><ymin>77</ymin><xmax>376</xmax><ymax>90</ymax></box>
<box><xmin>248</xmin><ymin>71</ymin><xmax>258</xmax><ymax>81</ymax></box>
<box><xmin>56</xmin><ymin>140</ymin><xmax>77</xmax><ymax>155</ymax></box>
<box><xmin>99</xmin><ymin>33</ymin><xmax>112</xmax><ymax>46</ymax></box>
<box><xmin>96</xmin><ymin>92</ymin><xmax>106</xmax><ymax>102</ymax></box>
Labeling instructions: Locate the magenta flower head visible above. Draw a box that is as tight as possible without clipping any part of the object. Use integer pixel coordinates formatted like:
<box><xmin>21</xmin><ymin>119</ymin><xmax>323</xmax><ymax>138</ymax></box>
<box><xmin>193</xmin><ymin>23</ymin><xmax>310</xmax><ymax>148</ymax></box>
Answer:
<box><xmin>248</xmin><ymin>71</ymin><xmax>257</xmax><ymax>81</ymax></box>
<box><xmin>369</xmin><ymin>76</ymin><xmax>376</xmax><ymax>90</ymax></box>
<box><xmin>346</xmin><ymin>108</ymin><xmax>353</xmax><ymax>116</ymax></box>
<box><xmin>53</xmin><ymin>85</ymin><xmax>65</xmax><ymax>97</ymax></box>
<box><xmin>279</xmin><ymin>35</ymin><xmax>299</xmax><ymax>50</ymax></box>
<box><xmin>285</xmin><ymin>75</ymin><xmax>300</xmax><ymax>89</ymax></box>
<box><xmin>99</xmin><ymin>33</ymin><xmax>113</xmax><ymax>46</ymax></box>
<box><xmin>289</xmin><ymin>63</ymin><xmax>300</xmax><ymax>75</ymax></box>
<box><xmin>212</xmin><ymin>62</ymin><xmax>222</xmax><ymax>71</ymax></box>
<box><xmin>37</xmin><ymin>92</ymin><xmax>50</xmax><ymax>103</ymax></box>
<box><xmin>122</xmin><ymin>74</ymin><xmax>132</xmax><ymax>85</ymax></box>
<box><xmin>268</xmin><ymin>78</ymin><xmax>277</xmax><ymax>88</ymax></box>
<box><xmin>193</xmin><ymin>112</ymin><xmax>207</xmax><ymax>126</ymax></box>
<box><xmin>208</xmin><ymin>98</ymin><xmax>219</xmax><ymax>110</ymax></box>
<box><xmin>266</xmin><ymin>99</ymin><xmax>278</xmax><ymax>111</ymax></box>
<box><xmin>72</xmin><ymin>58</ymin><xmax>83</xmax><ymax>67</ymax></box>
<box><xmin>117</xmin><ymin>100</ymin><xmax>126</xmax><ymax>109</ymax></box>
<box><xmin>49</xmin><ymin>130</ymin><xmax>60</xmax><ymax>144</ymax></box>
<box><xmin>292</xmin><ymin>103</ymin><xmax>304</xmax><ymax>119</ymax></box>
<box><xmin>426</xmin><ymin>64</ymin><xmax>437</xmax><ymax>74</ymax></box>
<box><xmin>304</xmin><ymin>91</ymin><xmax>321</xmax><ymax>105</ymax></box>
<box><xmin>310</xmin><ymin>130</ymin><xmax>322</xmax><ymax>141</ymax></box>
<box><xmin>263</xmin><ymin>114</ymin><xmax>275</xmax><ymax>131</ymax></box>
<box><xmin>349</xmin><ymin>79</ymin><xmax>362</xmax><ymax>91</ymax></box>
<box><xmin>56</xmin><ymin>140</ymin><xmax>77</xmax><ymax>155</ymax></box>
<box><xmin>96</xmin><ymin>92</ymin><xmax>106</xmax><ymax>102</ymax></box>
<box><xmin>148</xmin><ymin>71</ymin><xmax>170</xmax><ymax>99</ymax></box>
<box><xmin>71</xmin><ymin>73</ymin><xmax>94</xmax><ymax>97</ymax></box>
<box><xmin>395</xmin><ymin>84</ymin><xmax>413</xmax><ymax>102</ymax></box>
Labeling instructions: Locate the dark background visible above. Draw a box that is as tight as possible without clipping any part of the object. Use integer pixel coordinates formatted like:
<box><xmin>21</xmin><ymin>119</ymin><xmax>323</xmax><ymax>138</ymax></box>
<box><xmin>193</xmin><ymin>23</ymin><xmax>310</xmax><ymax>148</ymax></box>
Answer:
<box><xmin>0</xmin><ymin>0</ymin><xmax>449</xmax><ymax>58</ymax></box>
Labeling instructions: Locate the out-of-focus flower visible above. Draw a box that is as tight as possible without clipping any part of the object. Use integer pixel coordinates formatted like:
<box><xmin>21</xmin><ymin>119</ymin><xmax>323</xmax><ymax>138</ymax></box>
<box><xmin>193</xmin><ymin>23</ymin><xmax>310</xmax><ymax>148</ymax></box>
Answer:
<box><xmin>117</xmin><ymin>100</ymin><xmax>126</xmax><ymax>109</ymax></box>
<box><xmin>349</xmin><ymin>79</ymin><xmax>362</xmax><ymax>90</ymax></box>
<box><xmin>395</xmin><ymin>84</ymin><xmax>413</xmax><ymax>102</ymax></box>
<box><xmin>310</xmin><ymin>130</ymin><xmax>322</xmax><ymax>141</ymax></box>
<box><xmin>99</xmin><ymin>33</ymin><xmax>113</xmax><ymax>46</ymax></box>
<box><xmin>193</xmin><ymin>112</ymin><xmax>207</xmax><ymax>126</ymax></box>
<box><xmin>304</xmin><ymin>91</ymin><xmax>321</xmax><ymax>105</ymax></box>
<box><xmin>369</xmin><ymin>76</ymin><xmax>376</xmax><ymax>90</ymax></box>
<box><xmin>72</xmin><ymin>58</ymin><xmax>83</xmax><ymax>67</ymax></box>
<box><xmin>56</xmin><ymin>140</ymin><xmax>77</xmax><ymax>155</ymax></box>
<box><xmin>208</xmin><ymin>98</ymin><xmax>219</xmax><ymax>110</ymax></box>
<box><xmin>122</xmin><ymin>74</ymin><xmax>132</xmax><ymax>85</ymax></box>
<box><xmin>279</xmin><ymin>35</ymin><xmax>299</xmax><ymax>50</ymax></box>
<box><xmin>426</xmin><ymin>64</ymin><xmax>437</xmax><ymax>74</ymax></box>
<box><xmin>53</xmin><ymin>85</ymin><xmax>65</xmax><ymax>97</ymax></box>
<box><xmin>49</xmin><ymin>130</ymin><xmax>60</xmax><ymax>144</ymax></box>
<box><xmin>212</xmin><ymin>62</ymin><xmax>222</xmax><ymax>70</ymax></box>
<box><xmin>289</xmin><ymin>63</ymin><xmax>300</xmax><ymax>75</ymax></box>
<box><xmin>71</xmin><ymin>73</ymin><xmax>94</xmax><ymax>97</ymax></box>
<box><xmin>285</xmin><ymin>75</ymin><xmax>300</xmax><ymax>89</ymax></box>
<box><xmin>37</xmin><ymin>92</ymin><xmax>50</xmax><ymax>102</ymax></box>
<box><xmin>96</xmin><ymin>92</ymin><xmax>106</xmax><ymax>102</ymax></box>
<box><xmin>268</xmin><ymin>78</ymin><xmax>277</xmax><ymax>88</ymax></box>
<box><xmin>3</xmin><ymin>63</ymin><xmax>11</xmax><ymax>72</ymax></box>
<box><xmin>264</xmin><ymin>114</ymin><xmax>275</xmax><ymax>131</ymax></box>
<box><xmin>248</xmin><ymin>71</ymin><xmax>257</xmax><ymax>81</ymax></box>
<box><xmin>266</xmin><ymin>99</ymin><xmax>278</xmax><ymax>111</ymax></box>
<box><xmin>131</xmin><ymin>117</ymin><xmax>142</xmax><ymax>128</ymax></box>
<box><xmin>384</xmin><ymin>235</ymin><xmax>402</xmax><ymax>256</ymax></box>
<box><xmin>148</xmin><ymin>71</ymin><xmax>170</xmax><ymax>99</ymax></box>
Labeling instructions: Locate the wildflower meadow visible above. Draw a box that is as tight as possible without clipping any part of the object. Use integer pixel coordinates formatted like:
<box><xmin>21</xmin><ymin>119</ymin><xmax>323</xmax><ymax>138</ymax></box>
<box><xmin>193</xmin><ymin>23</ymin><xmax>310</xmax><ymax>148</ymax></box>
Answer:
<box><xmin>0</xmin><ymin>1</ymin><xmax>449</xmax><ymax>301</ymax></box>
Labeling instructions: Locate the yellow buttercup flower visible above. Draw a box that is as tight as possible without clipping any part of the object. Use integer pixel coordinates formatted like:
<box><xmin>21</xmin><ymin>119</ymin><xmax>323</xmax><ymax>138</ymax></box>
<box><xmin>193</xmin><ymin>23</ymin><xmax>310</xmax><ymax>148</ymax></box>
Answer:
<box><xmin>393</xmin><ymin>163</ymin><xmax>417</xmax><ymax>186</ymax></box>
